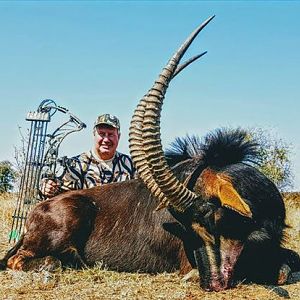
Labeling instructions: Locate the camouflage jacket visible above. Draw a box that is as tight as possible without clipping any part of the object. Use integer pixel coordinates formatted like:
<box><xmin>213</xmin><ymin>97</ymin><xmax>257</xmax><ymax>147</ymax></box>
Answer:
<box><xmin>57</xmin><ymin>150</ymin><xmax>136</xmax><ymax>191</ymax></box>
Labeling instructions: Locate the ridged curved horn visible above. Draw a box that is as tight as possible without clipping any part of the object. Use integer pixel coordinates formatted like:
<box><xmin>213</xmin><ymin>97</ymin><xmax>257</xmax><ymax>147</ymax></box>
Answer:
<box><xmin>129</xmin><ymin>99</ymin><xmax>170</xmax><ymax>207</ymax></box>
<box><xmin>129</xmin><ymin>57</ymin><xmax>208</xmax><ymax>208</ymax></box>
<box><xmin>140</xmin><ymin>16</ymin><xmax>214</xmax><ymax>211</ymax></box>
<box><xmin>129</xmin><ymin>19</ymin><xmax>212</xmax><ymax>209</ymax></box>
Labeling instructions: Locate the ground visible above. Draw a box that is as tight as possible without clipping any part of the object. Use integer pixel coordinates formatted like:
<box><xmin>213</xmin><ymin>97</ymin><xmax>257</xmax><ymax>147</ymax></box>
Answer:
<box><xmin>0</xmin><ymin>193</ymin><xmax>299</xmax><ymax>300</ymax></box>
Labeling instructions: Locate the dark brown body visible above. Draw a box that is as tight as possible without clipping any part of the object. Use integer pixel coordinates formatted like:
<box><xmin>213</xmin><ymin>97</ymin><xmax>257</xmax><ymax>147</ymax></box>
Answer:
<box><xmin>84</xmin><ymin>180</ymin><xmax>187</xmax><ymax>272</ymax></box>
<box><xmin>3</xmin><ymin>179</ymin><xmax>190</xmax><ymax>273</ymax></box>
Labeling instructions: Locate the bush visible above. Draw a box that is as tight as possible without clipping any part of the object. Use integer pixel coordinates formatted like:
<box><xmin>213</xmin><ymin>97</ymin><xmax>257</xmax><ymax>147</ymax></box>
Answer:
<box><xmin>0</xmin><ymin>161</ymin><xmax>16</xmax><ymax>193</ymax></box>
<box><xmin>248</xmin><ymin>128</ymin><xmax>293</xmax><ymax>191</ymax></box>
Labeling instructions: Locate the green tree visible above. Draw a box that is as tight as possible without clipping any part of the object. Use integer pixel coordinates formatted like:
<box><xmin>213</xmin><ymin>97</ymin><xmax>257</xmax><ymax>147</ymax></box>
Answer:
<box><xmin>0</xmin><ymin>160</ymin><xmax>16</xmax><ymax>193</ymax></box>
<box><xmin>248</xmin><ymin>128</ymin><xmax>293</xmax><ymax>191</ymax></box>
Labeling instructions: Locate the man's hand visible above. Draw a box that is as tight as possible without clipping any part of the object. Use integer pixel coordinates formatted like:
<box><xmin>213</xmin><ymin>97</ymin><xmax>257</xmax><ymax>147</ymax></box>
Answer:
<box><xmin>40</xmin><ymin>178</ymin><xmax>60</xmax><ymax>198</ymax></box>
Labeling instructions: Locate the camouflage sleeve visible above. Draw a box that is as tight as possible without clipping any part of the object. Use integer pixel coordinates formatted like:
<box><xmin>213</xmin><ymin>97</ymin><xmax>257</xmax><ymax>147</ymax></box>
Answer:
<box><xmin>119</xmin><ymin>153</ymin><xmax>136</xmax><ymax>180</ymax></box>
<box><xmin>56</xmin><ymin>156</ymin><xmax>86</xmax><ymax>191</ymax></box>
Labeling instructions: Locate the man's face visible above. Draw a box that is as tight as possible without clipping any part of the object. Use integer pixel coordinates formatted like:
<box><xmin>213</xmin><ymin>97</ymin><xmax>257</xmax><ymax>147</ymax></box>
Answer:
<box><xmin>93</xmin><ymin>125</ymin><xmax>120</xmax><ymax>160</ymax></box>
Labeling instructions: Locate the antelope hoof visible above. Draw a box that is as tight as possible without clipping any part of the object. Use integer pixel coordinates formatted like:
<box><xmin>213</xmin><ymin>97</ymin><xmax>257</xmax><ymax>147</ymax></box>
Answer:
<box><xmin>22</xmin><ymin>256</ymin><xmax>62</xmax><ymax>272</ymax></box>
<box><xmin>277</xmin><ymin>264</ymin><xmax>291</xmax><ymax>285</ymax></box>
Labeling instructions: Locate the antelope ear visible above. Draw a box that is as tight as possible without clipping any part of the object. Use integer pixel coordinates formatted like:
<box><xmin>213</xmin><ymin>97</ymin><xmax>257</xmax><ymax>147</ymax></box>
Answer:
<box><xmin>198</xmin><ymin>168</ymin><xmax>252</xmax><ymax>218</ymax></box>
<box><xmin>217</xmin><ymin>183</ymin><xmax>252</xmax><ymax>218</ymax></box>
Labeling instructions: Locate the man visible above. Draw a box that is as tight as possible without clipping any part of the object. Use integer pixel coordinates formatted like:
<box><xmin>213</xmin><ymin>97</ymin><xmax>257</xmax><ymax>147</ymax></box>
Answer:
<box><xmin>41</xmin><ymin>113</ymin><xmax>135</xmax><ymax>197</ymax></box>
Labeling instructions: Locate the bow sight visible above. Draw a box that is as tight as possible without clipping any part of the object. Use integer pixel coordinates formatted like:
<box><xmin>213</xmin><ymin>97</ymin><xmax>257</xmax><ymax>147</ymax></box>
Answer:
<box><xmin>9</xmin><ymin>99</ymin><xmax>86</xmax><ymax>243</ymax></box>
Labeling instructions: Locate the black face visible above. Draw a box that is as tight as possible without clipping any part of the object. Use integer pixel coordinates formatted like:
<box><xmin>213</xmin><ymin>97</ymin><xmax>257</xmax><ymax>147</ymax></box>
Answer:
<box><xmin>163</xmin><ymin>130</ymin><xmax>288</xmax><ymax>290</ymax></box>
<box><xmin>167</xmin><ymin>198</ymin><xmax>254</xmax><ymax>291</ymax></box>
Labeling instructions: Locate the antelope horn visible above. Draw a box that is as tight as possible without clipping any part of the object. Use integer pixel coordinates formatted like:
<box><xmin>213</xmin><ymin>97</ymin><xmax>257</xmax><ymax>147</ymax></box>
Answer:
<box><xmin>129</xmin><ymin>96</ymin><xmax>169</xmax><ymax>203</ymax></box>
<box><xmin>129</xmin><ymin>53</ymin><xmax>208</xmax><ymax>208</ymax></box>
<box><xmin>173</xmin><ymin>51</ymin><xmax>207</xmax><ymax>79</ymax></box>
<box><xmin>141</xmin><ymin>16</ymin><xmax>214</xmax><ymax>211</ymax></box>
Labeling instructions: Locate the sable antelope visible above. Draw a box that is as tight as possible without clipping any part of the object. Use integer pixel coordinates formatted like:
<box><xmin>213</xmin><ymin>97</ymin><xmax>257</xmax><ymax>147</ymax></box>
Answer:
<box><xmin>1</xmin><ymin>16</ymin><xmax>299</xmax><ymax>291</ymax></box>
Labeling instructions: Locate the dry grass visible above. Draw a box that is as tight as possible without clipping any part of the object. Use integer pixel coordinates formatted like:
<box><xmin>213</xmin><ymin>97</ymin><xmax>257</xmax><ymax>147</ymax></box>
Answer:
<box><xmin>0</xmin><ymin>193</ymin><xmax>299</xmax><ymax>300</ymax></box>
<box><xmin>283</xmin><ymin>193</ymin><xmax>300</xmax><ymax>253</ymax></box>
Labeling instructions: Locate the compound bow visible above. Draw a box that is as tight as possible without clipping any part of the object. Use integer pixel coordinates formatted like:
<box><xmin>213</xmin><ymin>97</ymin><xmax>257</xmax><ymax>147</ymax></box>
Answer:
<box><xmin>9</xmin><ymin>99</ymin><xmax>86</xmax><ymax>243</ymax></box>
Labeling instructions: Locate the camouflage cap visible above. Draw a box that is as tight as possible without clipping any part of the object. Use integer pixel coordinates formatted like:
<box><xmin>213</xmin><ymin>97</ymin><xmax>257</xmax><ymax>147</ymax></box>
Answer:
<box><xmin>94</xmin><ymin>114</ymin><xmax>120</xmax><ymax>130</ymax></box>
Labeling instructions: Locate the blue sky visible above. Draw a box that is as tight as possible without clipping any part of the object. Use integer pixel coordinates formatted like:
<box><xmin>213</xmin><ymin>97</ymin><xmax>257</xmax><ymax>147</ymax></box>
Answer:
<box><xmin>0</xmin><ymin>1</ymin><xmax>300</xmax><ymax>190</ymax></box>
